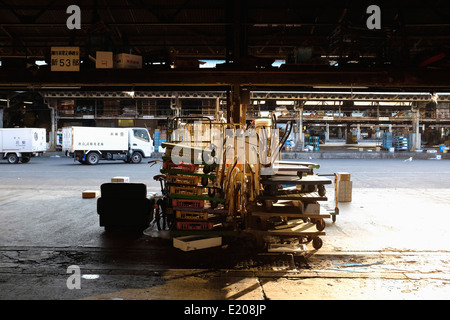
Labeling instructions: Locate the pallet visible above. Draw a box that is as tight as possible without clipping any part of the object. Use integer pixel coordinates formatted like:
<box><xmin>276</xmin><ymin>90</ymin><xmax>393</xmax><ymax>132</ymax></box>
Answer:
<box><xmin>261</xmin><ymin>174</ymin><xmax>332</xmax><ymax>186</ymax></box>
<box><xmin>250</xmin><ymin>205</ymin><xmax>331</xmax><ymax>219</ymax></box>
<box><xmin>256</xmin><ymin>192</ymin><xmax>327</xmax><ymax>202</ymax></box>
<box><xmin>264</xmin><ymin>220</ymin><xmax>325</xmax><ymax>237</ymax></box>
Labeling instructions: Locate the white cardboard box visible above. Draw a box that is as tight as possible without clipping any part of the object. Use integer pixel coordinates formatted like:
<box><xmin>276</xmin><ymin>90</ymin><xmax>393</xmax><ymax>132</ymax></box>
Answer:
<box><xmin>173</xmin><ymin>235</ymin><xmax>222</xmax><ymax>251</ymax></box>
<box><xmin>96</xmin><ymin>51</ymin><xmax>113</xmax><ymax>69</ymax></box>
<box><xmin>114</xmin><ymin>53</ymin><xmax>142</xmax><ymax>69</ymax></box>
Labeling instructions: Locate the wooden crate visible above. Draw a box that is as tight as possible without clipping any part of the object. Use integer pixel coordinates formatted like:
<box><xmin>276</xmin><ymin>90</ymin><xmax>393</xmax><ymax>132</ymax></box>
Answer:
<box><xmin>167</xmin><ymin>175</ymin><xmax>200</xmax><ymax>186</ymax></box>
<box><xmin>170</xmin><ymin>185</ymin><xmax>203</xmax><ymax>196</ymax></box>
<box><xmin>176</xmin><ymin>221</ymin><xmax>214</xmax><ymax>230</ymax></box>
<box><xmin>176</xmin><ymin>211</ymin><xmax>209</xmax><ymax>220</ymax></box>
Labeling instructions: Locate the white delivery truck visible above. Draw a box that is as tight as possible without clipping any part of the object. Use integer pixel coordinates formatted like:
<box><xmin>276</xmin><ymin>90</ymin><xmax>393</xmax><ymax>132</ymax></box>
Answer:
<box><xmin>0</xmin><ymin>128</ymin><xmax>47</xmax><ymax>164</ymax></box>
<box><xmin>62</xmin><ymin>126</ymin><xmax>154</xmax><ymax>165</ymax></box>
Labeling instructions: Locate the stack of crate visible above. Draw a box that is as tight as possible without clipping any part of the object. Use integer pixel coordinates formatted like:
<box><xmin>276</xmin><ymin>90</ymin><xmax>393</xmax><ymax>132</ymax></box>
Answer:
<box><xmin>162</xmin><ymin>160</ymin><xmax>214</xmax><ymax>231</ymax></box>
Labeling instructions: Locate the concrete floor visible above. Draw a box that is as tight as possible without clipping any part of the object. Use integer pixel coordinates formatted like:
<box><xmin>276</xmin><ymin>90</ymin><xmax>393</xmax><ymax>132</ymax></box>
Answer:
<box><xmin>0</xmin><ymin>156</ymin><xmax>450</xmax><ymax>302</ymax></box>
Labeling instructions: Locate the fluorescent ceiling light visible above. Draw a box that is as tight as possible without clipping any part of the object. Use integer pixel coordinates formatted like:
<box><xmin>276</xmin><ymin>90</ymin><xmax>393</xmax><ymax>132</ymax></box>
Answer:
<box><xmin>276</xmin><ymin>100</ymin><xmax>294</xmax><ymax>105</ymax></box>
<box><xmin>41</xmin><ymin>86</ymin><xmax>81</xmax><ymax>89</ymax></box>
<box><xmin>312</xmin><ymin>86</ymin><xmax>369</xmax><ymax>89</ymax></box>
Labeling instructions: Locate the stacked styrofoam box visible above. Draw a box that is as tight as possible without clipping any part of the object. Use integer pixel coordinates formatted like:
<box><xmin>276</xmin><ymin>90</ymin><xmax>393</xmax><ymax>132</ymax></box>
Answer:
<box><xmin>336</xmin><ymin>172</ymin><xmax>352</xmax><ymax>202</ymax></box>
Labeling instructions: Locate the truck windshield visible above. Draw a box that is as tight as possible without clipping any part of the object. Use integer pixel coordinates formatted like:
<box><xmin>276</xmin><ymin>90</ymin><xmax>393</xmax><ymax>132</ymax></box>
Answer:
<box><xmin>133</xmin><ymin>129</ymin><xmax>150</xmax><ymax>142</ymax></box>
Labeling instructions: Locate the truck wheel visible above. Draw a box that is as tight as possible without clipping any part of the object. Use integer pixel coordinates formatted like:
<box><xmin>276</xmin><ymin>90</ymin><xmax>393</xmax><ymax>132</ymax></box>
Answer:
<box><xmin>21</xmin><ymin>156</ymin><xmax>31</xmax><ymax>163</ymax></box>
<box><xmin>130</xmin><ymin>152</ymin><xmax>142</xmax><ymax>164</ymax></box>
<box><xmin>86</xmin><ymin>152</ymin><xmax>100</xmax><ymax>165</ymax></box>
<box><xmin>7</xmin><ymin>153</ymin><xmax>19</xmax><ymax>164</ymax></box>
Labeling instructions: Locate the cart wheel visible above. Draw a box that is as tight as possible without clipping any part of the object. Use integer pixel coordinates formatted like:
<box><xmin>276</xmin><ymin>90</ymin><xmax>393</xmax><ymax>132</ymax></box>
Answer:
<box><xmin>332</xmin><ymin>208</ymin><xmax>339</xmax><ymax>223</ymax></box>
<box><xmin>312</xmin><ymin>237</ymin><xmax>323</xmax><ymax>250</ymax></box>
<box><xmin>155</xmin><ymin>198</ymin><xmax>173</xmax><ymax>230</ymax></box>
<box><xmin>210</xmin><ymin>201</ymin><xmax>218</xmax><ymax>209</ymax></box>
<box><xmin>316</xmin><ymin>219</ymin><xmax>325</xmax><ymax>231</ymax></box>
<box><xmin>264</xmin><ymin>200</ymin><xmax>273</xmax><ymax>212</ymax></box>
<box><xmin>318</xmin><ymin>185</ymin><xmax>326</xmax><ymax>197</ymax></box>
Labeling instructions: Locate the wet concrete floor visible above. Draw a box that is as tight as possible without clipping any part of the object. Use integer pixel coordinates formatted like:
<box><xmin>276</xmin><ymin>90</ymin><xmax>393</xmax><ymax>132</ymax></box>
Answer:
<box><xmin>1</xmin><ymin>157</ymin><xmax>449</xmax><ymax>302</ymax></box>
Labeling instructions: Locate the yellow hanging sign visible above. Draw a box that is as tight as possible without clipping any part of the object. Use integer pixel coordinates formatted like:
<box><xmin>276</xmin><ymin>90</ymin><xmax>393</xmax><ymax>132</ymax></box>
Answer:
<box><xmin>50</xmin><ymin>47</ymin><xmax>80</xmax><ymax>71</ymax></box>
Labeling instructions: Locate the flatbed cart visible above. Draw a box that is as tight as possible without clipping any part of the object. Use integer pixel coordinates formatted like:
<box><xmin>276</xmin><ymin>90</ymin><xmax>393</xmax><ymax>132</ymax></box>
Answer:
<box><xmin>249</xmin><ymin>175</ymin><xmax>333</xmax><ymax>251</ymax></box>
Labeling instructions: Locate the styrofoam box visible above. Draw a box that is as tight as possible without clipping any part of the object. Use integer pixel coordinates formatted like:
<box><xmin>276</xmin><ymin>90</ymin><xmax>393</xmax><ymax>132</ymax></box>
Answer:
<box><xmin>173</xmin><ymin>235</ymin><xmax>222</xmax><ymax>251</ymax></box>
<box><xmin>82</xmin><ymin>190</ymin><xmax>99</xmax><ymax>199</ymax></box>
<box><xmin>111</xmin><ymin>176</ymin><xmax>130</xmax><ymax>183</ymax></box>
<box><xmin>336</xmin><ymin>172</ymin><xmax>351</xmax><ymax>181</ymax></box>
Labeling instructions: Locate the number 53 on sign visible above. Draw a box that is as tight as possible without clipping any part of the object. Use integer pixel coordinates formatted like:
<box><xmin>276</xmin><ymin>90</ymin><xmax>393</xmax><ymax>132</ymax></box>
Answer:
<box><xmin>51</xmin><ymin>47</ymin><xmax>80</xmax><ymax>72</ymax></box>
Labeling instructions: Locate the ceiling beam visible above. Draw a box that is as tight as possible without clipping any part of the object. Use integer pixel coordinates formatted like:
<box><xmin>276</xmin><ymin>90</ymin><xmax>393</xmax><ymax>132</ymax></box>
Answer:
<box><xmin>1</xmin><ymin>67</ymin><xmax>450</xmax><ymax>91</ymax></box>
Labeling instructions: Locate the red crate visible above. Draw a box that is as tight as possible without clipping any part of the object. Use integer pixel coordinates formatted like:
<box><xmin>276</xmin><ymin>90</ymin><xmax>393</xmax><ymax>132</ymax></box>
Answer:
<box><xmin>172</xmin><ymin>199</ymin><xmax>204</xmax><ymax>208</ymax></box>
<box><xmin>163</xmin><ymin>161</ymin><xmax>198</xmax><ymax>172</ymax></box>
<box><xmin>167</xmin><ymin>175</ymin><xmax>200</xmax><ymax>186</ymax></box>
<box><xmin>176</xmin><ymin>221</ymin><xmax>214</xmax><ymax>230</ymax></box>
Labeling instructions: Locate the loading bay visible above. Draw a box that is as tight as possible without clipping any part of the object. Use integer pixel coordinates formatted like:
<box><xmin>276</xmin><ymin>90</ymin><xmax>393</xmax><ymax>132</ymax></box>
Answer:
<box><xmin>0</xmin><ymin>156</ymin><xmax>449</xmax><ymax>301</ymax></box>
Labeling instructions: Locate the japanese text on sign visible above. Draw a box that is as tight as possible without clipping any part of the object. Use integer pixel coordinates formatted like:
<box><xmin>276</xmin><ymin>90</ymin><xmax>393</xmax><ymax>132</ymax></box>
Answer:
<box><xmin>51</xmin><ymin>47</ymin><xmax>80</xmax><ymax>71</ymax></box>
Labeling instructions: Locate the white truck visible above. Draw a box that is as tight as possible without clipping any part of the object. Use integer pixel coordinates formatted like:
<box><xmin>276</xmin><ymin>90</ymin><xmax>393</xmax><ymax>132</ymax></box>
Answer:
<box><xmin>62</xmin><ymin>126</ymin><xmax>154</xmax><ymax>165</ymax></box>
<box><xmin>0</xmin><ymin>128</ymin><xmax>47</xmax><ymax>164</ymax></box>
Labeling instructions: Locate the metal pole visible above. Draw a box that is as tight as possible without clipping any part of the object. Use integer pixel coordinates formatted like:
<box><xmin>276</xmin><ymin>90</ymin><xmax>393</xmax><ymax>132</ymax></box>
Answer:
<box><xmin>294</xmin><ymin>102</ymin><xmax>303</xmax><ymax>151</ymax></box>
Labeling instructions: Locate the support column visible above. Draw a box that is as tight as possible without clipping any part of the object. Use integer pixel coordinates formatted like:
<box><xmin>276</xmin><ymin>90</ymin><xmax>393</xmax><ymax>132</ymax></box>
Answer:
<box><xmin>294</xmin><ymin>102</ymin><xmax>303</xmax><ymax>151</ymax></box>
<box><xmin>215</xmin><ymin>98</ymin><xmax>220</xmax><ymax>121</ymax></box>
<box><xmin>412</xmin><ymin>104</ymin><xmax>421</xmax><ymax>151</ymax></box>
<box><xmin>356</xmin><ymin>123</ymin><xmax>361</xmax><ymax>142</ymax></box>
<box><xmin>229</xmin><ymin>84</ymin><xmax>248</xmax><ymax>126</ymax></box>
<box><xmin>45</xmin><ymin>99</ymin><xmax>58</xmax><ymax>151</ymax></box>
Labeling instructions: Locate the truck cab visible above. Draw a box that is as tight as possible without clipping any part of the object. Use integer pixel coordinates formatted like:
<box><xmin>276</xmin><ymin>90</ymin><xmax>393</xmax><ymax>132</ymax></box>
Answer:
<box><xmin>128</xmin><ymin>128</ymin><xmax>154</xmax><ymax>163</ymax></box>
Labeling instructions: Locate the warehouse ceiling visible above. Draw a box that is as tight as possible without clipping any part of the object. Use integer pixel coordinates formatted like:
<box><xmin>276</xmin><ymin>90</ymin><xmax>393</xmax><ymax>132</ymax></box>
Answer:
<box><xmin>0</xmin><ymin>0</ymin><xmax>450</xmax><ymax>90</ymax></box>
